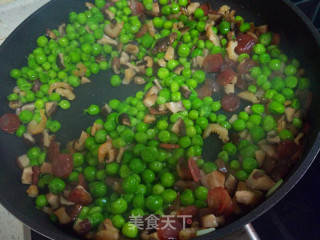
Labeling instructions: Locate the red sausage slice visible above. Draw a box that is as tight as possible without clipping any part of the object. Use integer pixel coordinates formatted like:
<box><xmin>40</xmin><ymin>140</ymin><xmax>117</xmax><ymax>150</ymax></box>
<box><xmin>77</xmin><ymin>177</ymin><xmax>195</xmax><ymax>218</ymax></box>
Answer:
<box><xmin>235</xmin><ymin>34</ymin><xmax>256</xmax><ymax>55</ymax></box>
<box><xmin>217</xmin><ymin>69</ymin><xmax>237</xmax><ymax>86</ymax></box>
<box><xmin>207</xmin><ymin>187</ymin><xmax>233</xmax><ymax>216</ymax></box>
<box><xmin>221</xmin><ymin>94</ymin><xmax>240</xmax><ymax>112</ymax></box>
<box><xmin>203</xmin><ymin>54</ymin><xmax>224</xmax><ymax>73</ymax></box>
<box><xmin>52</xmin><ymin>153</ymin><xmax>73</xmax><ymax>179</ymax></box>
<box><xmin>157</xmin><ymin>216</ymin><xmax>183</xmax><ymax>240</ymax></box>
<box><xmin>0</xmin><ymin>113</ymin><xmax>21</xmax><ymax>134</ymax></box>
<box><xmin>129</xmin><ymin>0</ymin><xmax>144</xmax><ymax>17</ymax></box>
<box><xmin>188</xmin><ymin>157</ymin><xmax>201</xmax><ymax>182</ymax></box>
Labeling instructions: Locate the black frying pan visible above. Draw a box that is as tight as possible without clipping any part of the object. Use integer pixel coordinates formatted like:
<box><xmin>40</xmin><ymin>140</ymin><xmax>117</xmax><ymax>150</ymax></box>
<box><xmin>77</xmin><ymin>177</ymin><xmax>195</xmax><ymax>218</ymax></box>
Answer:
<box><xmin>0</xmin><ymin>0</ymin><xmax>319</xmax><ymax>239</ymax></box>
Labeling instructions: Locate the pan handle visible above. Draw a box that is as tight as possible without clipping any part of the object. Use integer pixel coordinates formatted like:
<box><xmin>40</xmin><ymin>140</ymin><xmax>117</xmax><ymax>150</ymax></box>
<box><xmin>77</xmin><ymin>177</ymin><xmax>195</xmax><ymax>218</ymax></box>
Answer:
<box><xmin>219</xmin><ymin>223</ymin><xmax>260</xmax><ymax>240</ymax></box>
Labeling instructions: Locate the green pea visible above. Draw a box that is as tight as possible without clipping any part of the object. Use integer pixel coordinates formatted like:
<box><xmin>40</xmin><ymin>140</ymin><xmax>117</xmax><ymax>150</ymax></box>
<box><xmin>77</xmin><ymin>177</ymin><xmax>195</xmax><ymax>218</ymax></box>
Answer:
<box><xmin>161</xmin><ymin>172</ymin><xmax>175</xmax><ymax>187</ymax></box>
<box><xmin>279</xmin><ymin>129</ymin><xmax>294</xmax><ymax>140</ymax></box>
<box><xmin>242</xmin><ymin>157</ymin><xmax>258</xmax><ymax>173</ymax></box>
<box><xmin>19</xmin><ymin>110</ymin><xmax>33</xmax><ymax>123</ymax></box>
<box><xmin>35</xmin><ymin>194</ymin><xmax>48</xmax><ymax>209</ymax></box>
<box><xmin>122</xmin><ymin>223</ymin><xmax>138</xmax><ymax>238</ymax></box>
<box><xmin>112</xmin><ymin>215</ymin><xmax>125</xmax><ymax>229</ymax></box>
<box><xmin>194</xmin><ymin>186</ymin><xmax>208</xmax><ymax>201</ymax></box>
<box><xmin>235</xmin><ymin>170</ymin><xmax>248</xmax><ymax>180</ymax></box>
<box><xmin>202</xmin><ymin>162</ymin><xmax>217</xmax><ymax>174</ymax></box>
<box><xmin>146</xmin><ymin>195</ymin><xmax>163</xmax><ymax>212</ymax></box>
<box><xmin>268</xmin><ymin>101</ymin><xmax>285</xmax><ymax>114</ymax></box>
<box><xmin>48</xmin><ymin>178</ymin><xmax>65</xmax><ymax>194</ymax></box>
<box><xmin>180</xmin><ymin>189</ymin><xmax>195</xmax><ymax>206</ymax></box>
<box><xmin>111</xmin><ymin>198</ymin><xmax>128</xmax><ymax>215</ymax></box>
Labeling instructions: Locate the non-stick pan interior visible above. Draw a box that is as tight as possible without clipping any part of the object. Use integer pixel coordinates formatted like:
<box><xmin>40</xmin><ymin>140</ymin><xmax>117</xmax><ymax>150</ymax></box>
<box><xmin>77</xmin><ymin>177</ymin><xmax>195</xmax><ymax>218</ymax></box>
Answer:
<box><xmin>0</xmin><ymin>0</ymin><xmax>319</xmax><ymax>239</ymax></box>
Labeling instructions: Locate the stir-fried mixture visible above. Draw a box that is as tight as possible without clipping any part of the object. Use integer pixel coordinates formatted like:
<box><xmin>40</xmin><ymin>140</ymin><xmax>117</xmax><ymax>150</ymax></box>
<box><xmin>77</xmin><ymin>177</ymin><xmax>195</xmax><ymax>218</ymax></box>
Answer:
<box><xmin>0</xmin><ymin>0</ymin><xmax>312</xmax><ymax>239</ymax></box>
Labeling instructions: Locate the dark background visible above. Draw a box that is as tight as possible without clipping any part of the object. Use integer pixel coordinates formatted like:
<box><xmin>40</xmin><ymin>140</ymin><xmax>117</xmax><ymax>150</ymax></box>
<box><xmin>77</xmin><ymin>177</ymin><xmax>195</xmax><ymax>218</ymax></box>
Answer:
<box><xmin>31</xmin><ymin>0</ymin><xmax>320</xmax><ymax>239</ymax></box>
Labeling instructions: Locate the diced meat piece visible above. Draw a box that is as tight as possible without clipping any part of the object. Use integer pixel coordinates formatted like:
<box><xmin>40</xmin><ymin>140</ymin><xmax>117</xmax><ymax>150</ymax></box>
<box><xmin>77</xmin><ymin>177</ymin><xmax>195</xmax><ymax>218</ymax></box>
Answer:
<box><xmin>207</xmin><ymin>187</ymin><xmax>233</xmax><ymax>216</ymax></box>
<box><xmin>224</xmin><ymin>174</ymin><xmax>238</xmax><ymax>196</ymax></box>
<box><xmin>203</xmin><ymin>54</ymin><xmax>223</xmax><ymax>73</ymax></box>
<box><xmin>73</xmin><ymin>218</ymin><xmax>92</xmax><ymax>235</ymax></box>
<box><xmin>54</xmin><ymin>207</ymin><xmax>72</xmax><ymax>224</ymax></box>
<box><xmin>46</xmin><ymin>193</ymin><xmax>60</xmax><ymax>210</ymax></box>
<box><xmin>52</xmin><ymin>153</ymin><xmax>73</xmax><ymax>179</ymax></box>
<box><xmin>68</xmin><ymin>185</ymin><xmax>92</xmax><ymax>206</ymax></box>
<box><xmin>221</xmin><ymin>94</ymin><xmax>240</xmax><ymax>112</ymax></box>
<box><xmin>26</xmin><ymin>185</ymin><xmax>39</xmax><ymax>198</ymax></box>
<box><xmin>201</xmin><ymin>214</ymin><xmax>218</xmax><ymax>228</ymax></box>
<box><xmin>200</xmin><ymin>171</ymin><xmax>226</xmax><ymax>189</ymax></box>
<box><xmin>16</xmin><ymin>154</ymin><xmax>30</xmax><ymax>169</ymax></box>
<box><xmin>245</xmin><ymin>169</ymin><xmax>275</xmax><ymax>191</ymax></box>
<box><xmin>21</xmin><ymin>167</ymin><xmax>33</xmax><ymax>184</ymax></box>
<box><xmin>65</xmin><ymin>204</ymin><xmax>83</xmax><ymax>221</ymax></box>
<box><xmin>40</xmin><ymin>162</ymin><xmax>52</xmax><ymax>174</ymax></box>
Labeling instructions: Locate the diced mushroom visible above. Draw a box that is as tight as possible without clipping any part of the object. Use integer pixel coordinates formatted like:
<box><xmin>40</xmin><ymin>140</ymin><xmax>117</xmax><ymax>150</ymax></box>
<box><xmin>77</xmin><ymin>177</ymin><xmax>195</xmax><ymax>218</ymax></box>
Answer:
<box><xmin>157</xmin><ymin>59</ymin><xmax>167</xmax><ymax>67</ymax></box>
<box><xmin>143</xmin><ymin>86</ymin><xmax>160</xmax><ymax>107</ymax></box>
<box><xmin>65</xmin><ymin>204</ymin><xmax>83</xmax><ymax>221</ymax></box>
<box><xmin>100</xmin><ymin>103</ymin><xmax>112</xmax><ymax>118</ymax></box>
<box><xmin>152</xmin><ymin>32</ymin><xmax>177</xmax><ymax>54</ymax></box>
<box><xmin>26</xmin><ymin>185</ymin><xmax>39</xmax><ymax>198</ymax></box>
<box><xmin>48</xmin><ymin>82</ymin><xmax>73</xmax><ymax>95</ymax></box>
<box><xmin>56</xmin><ymin>53</ymin><xmax>66</xmax><ymax>70</ymax></box>
<box><xmin>98</xmin><ymin>141</ymin><xmax>116</xmax><ymax>163</ymax></box>
<box><xmin>96</xmin><ymin>219</ymin><xmax>120</xmax><ymax>240</ymax></box>
<box><xmin>45</xmin><ymin>28</ymin><xmax>57</xmax><ymax>39</ymax></box>
<box><xmin>73</xmin><ymin>218</ymin><xmax>92</xmax><ymax>235</ymax></box>
<box><xmin>8</xmin><ymin>100</ymin><xmax>22</xmax><ymax>110</ymax></box>
<box><xmin>16</xmin><ymin>103</ymin><xmax>35</xmax><ymax>115</ymax></box>
<box><xmin>146</xmin><ymin>20</ymin><xmax>156</xmax><ymax>37</ymax></box>
<box><xmin>46</xmin><ymin>193</ymin><xmax>60</xmax><ymax>210</ymax></box>
<box><xmin>73</xmin><ymin>63</ymin><xmax>87</xmax><ymax>77</ymax></box>
<box><xmin>235</xmin><ymin>186</ymin><xmax>263</xmax><ymax>207</ymax></box>
<box><xmin>104</xmin><ymin>20</ymin><xmax>124</xmax><ymax>38</ymax></box>
<box><xmin>218</xmin><ymin>5</ymin><xmax>231</xmax><ymax>15</ymax></box>
<box><xmin>173</xmin><ymin>65</ymin><xmax>184</xmax><ymax>75</ymax></box>
<box><xmin>203</xmin><ymin>123</ymin><xmax>229</xmax><ymax>143</ymax></box>
<box><xmin>258</xmin><ymin>143</ymin><xmax>277</xmax><ymax>159</ymax></box>
<box><xmin>165</xmin><ymin>101</ymin><xmax>186</xmax><ymax>113</ymax></box>
<box><xmin>200</xmin><ymin>171</ymin><xmax>226</xmax><ymax>189</ymax></box>
<box><xmin>201</xmin><ymin>214</ymin><xmax>218</xmax><ymax>228</ymax></box>
<box><xmin>224</xmin><ymin>174</ymin><xmax>238</xmax><ymax>196</ymax></box>
<box><xmin>118</xmin><ymin>113</ymin><xmax>131</xmax><ymax>126</ymax></box>
<box><xmin>246</xmin><ymin>169</ymin><xmax>275</xmax><ymax>191</ymax></box>
<box><xmin>187</xmin><ymin>2</ymin><xmax>201</xmax><ymax>15</ymax></box>
<box><xmin>164</xmin><ymin>46</ymin><xmax>175</xmax><ymax>61</ymax></box>
<box><xmin>226</xmin><ymin>40</ymin><xmax>239</xmax><ymax>61</ymax></box>
<box><xmin>237</xmin><ymin>91</ymin><xmax>260</xmax><ymax>103</ymax></box>
<box><xmin>125</xmin><ymin>44</ymin><xmax>139</xmax><ymax>55</ymax></box>
<box><xmin>144</xmin><ymin>56</ymin><xmax>154</xmax><ymax>68</ymax></box>
<box><xmin>17</xmin><ymin>154</ymin><xmax>30</xmax><ymax>169</ymax></box>
<box><xmin>285</xmin><ymin>107</ymin><xmax>296</xmax><ymax>123</ymax></box>
<box><xmin>91</xmin><ymin>123</ymin><xmax>103</xmax><ymax>136</ymax></box>
<box><xmin>120</xmin><ymin>51</ymin><xmax>130</xmax><ymax>65</ymax></box>
<box><xmin>103</xmin><ymin>9</ymin><xmax>115</xmax><ymax>20</ymax></box>
<box><xmin>55</xmin><ymin>88</ymin><xmax>75</xmax><ymax>100</ymax></box>
<box><xmin>40</xmin><ymin>162</ymin><xmax>52</xmax><ymax>174</ymax></box>
<box><xmin>54</xmin><ymin>207</ymin><xmax>72</xmax><ymax>225</ymax></box>
<box><xmin>180</xmin><ymin>85</ymin><xmax>192</xmax><ymax>99</ymax></box>
<box><xmin>97</xmin><ymin>34</ymin><xmax>118</xmax><ymax>45</ymax></box>
<box><xmin>148</xmin><ymin>106</ymin><xmax>168</xmax><ymax>115</ymax></box>
<box><xmin>143</xmin><ymin>114</ymin><xmax>156</xmax><ymax>124</ymax></box>
<box><xmin>171</xmin><ymin>118</ymin><xmax>186</xmax><ymax>137</ymax></box>
<box><xmin>116</xmin><ymin>147</ymin><xmax>125</xmax><ymax>163</ymax></box>
<box><xmin>81</xmin><ymin>76</ymin><xmax>91</xmax><ymax>85</ymax></box>
<box><xmin>206</xmin><ymin>24</ymin><xmax>221</xmax><ymax>47</ymax></box>
<box><xmin>42</xmin><ymin>206</ymin><xmax>53</xmax><ymax>216</ymax></box>
<box><xmin>266</xmin><ymin>135</ymin><xmax>280</xmax><ymax>144</ymax></box>
<box><xmin>255</xmin><ymin>150</ymin><xmax>266</xmax><ymax>167</ymax></box>
<box><xmin>45</xmin><ymin>102</ymin><xmax>58</xmax><ymax>118</ymax></box>
<box><xmin>122</xmin><ymin>68</ymin><xmax>136</xmax><ymax>85</ymax></box>
<box><xmin>60</xmin><ymin>196</ymin><xmax>75</xmax><ymax>206</ymax></box>
<box><xmin>73</xmin><ymin>131</ymin><xmax>90</xmax><ymax>152</ymax></box>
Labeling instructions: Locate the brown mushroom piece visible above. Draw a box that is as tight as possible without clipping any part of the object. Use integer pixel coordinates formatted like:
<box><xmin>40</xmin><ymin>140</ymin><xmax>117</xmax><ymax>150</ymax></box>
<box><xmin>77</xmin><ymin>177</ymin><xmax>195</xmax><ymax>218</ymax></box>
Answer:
<box><xmin>97</xmin><ymin>34</ymin><xmax>118</xmax><ymax>45</ymax></box>
<box><xmin>45</xmin><ymin>28</ymin><xmax>57</xmax><ymax>39</ymax></box>
<box><xmin>122</xmin><ymin>68</ymin><xmax>136</xmax><ymax>85</ymax></box>
<box><xmin>148</xmin><ymin>106</ymin><xmax>168</xmax><ymax>115</ymax></box>
<box><xmin>56</xmin><ymin>53</ymin><xmax>66</xmax><ymax>70</ymax></box>
<box><xmin>65</xmin><ymin>204</ymin><xmax>83</xmax><ymax>221</ymax></box>
<box><xmin>104</xmin><ymin>20</ymin><xmax>124</xmax><ymax>38</ymax></box>
<box><xmin>165</xmin><ymin>101</ymin><xmax>185</xmax><ymax>113</ymax></box>
<box><xmin>224</xmin><ymin>174</ymin><xmax>238</xmax><ymax>196</ymax></box>
<box><xmin>201</xmin><ymin>214</ymin><xmax>218</xmax><ymax>228</ymax></box>
<box><xmin>171</xmin><ymin>118</ymin><xmax>186</xmax><ymax>137</ymax></box>
<box><xmin>152</xmin><ymin>32</ymin><xmax>177</xmax><ymax>54</ymax></box>
<box><xmin>143</xmin><ymin>86</ymin><xmax>160</xmax><ymax>107</ymax></box>
<box><xmin>45</xmin><ymin>102</ymin><xmax>58</xmax><ymax>118</ymax></box>
<box><xmin>235</xmin><ymin>182</ymin><xmax>263</xmax><ymax>207</ymax></box>
<box><xmin>73</xmin><ymin>131</ymin><xmax>90</xmax><ymax>152</ymax></box>
<box><xmin>134</xmin><ymin>76</ymin><xmax>146</xmax><ymax>85</ymax></box>
<box><xmin>17</xmin><ymin>154</ymin><xmax>30</xmax><ymax>169</ymax></box>
<box><xmin>245</xmin><ymin>169</ymin><xmax>275</xmax><ymax>191</ymax></box>
<box><xmin>143</xmin><ymin>114</ymin><xmax>156</xmax><ymax>124</ymax></box>
<box><xmin>180</xmin><ymin>85</ymin><xmax>192</xmax><ymax>99</ymax></box>
<box><xmin>118</xmin><ymin>113</ymin><xmax>131</xmax><ymax>126</ymax></box>
<box><xmin>46</xmin><ymin>193</ymin><xmax>60</xmax><ymax>210</ymax></box>
<box><xmin>125</xmin><ymin>43</ymin><xmax>139</xmax><ymax>55</ymax></box>
<box><xmin>54</xmin><ymin>207</ymin><xmax>72</xmax><ymax>225</ymax></box>
<box><xmin>22</xmin><ymin>132</ymin><xmax>36</xmax><ymax>148</ymax></box>
<box><xmin>100</xmin><ymin>103</ymin><xmax>112</xmax><ymax>118</ymax></box>
<box><xmin>112</xmin><ymin>57</ymin><xmax>121</xmax><ymax>74</ymax></box>
<box><xmin>95</xmin><ymin>54</ymin><xmax>107</xmax><ymax>63</ymax></box>
<box><xmin>73</xmin><ymin>218</ymin><xmax>92</xmax><ymax>235</ymax></box>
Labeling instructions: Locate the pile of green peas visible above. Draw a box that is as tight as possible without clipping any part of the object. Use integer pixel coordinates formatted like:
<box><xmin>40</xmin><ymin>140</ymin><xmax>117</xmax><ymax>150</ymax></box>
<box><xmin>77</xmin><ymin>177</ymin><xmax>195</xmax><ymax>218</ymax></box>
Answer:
<box><xmin>6</xmin><ymin>0</ymin><xmax>310</xmax><ymax>238</ymax></box>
